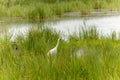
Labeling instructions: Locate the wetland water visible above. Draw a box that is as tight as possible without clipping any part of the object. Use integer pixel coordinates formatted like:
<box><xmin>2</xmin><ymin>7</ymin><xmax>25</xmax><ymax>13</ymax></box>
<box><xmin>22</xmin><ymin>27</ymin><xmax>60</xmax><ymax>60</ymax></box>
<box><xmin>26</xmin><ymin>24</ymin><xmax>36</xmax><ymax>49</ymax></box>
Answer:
<box><xmin>0</xmin><ymin>15</ymin><xmax>120</xmax><ymax>41</ymax></box>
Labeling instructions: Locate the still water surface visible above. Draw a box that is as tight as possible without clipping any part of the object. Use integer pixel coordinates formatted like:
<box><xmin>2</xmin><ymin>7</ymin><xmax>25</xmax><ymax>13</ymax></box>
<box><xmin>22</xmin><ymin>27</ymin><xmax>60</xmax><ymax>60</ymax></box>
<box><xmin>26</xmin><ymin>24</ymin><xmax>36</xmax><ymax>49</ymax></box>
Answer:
<box><xmin>0</xmin><ymin>15</ymin><xmax>120</xmax><ymax>41</ymax></box>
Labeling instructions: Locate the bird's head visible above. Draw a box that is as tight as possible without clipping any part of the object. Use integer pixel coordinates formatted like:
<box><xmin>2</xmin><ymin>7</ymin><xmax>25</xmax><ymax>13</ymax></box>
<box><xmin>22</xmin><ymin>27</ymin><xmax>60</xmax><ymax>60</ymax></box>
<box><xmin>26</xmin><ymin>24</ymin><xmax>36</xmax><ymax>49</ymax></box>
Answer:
<box><xmin>58</xmin><ymin>36</ymin><xmax>62</xmax><ymax>41</ymax></box>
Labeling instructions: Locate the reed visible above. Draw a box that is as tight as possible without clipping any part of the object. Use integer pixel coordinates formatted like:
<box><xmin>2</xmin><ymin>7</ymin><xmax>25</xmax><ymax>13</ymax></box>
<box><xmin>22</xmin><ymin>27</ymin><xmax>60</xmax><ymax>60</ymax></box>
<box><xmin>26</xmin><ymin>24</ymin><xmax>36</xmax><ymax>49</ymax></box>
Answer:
<box><xmin>0</xmin><ymin>25</ymin><xmax>120</xmax><ymax>79</ymax></box>
<box><xmin>0</xmin><ymin>0</ymin><xmax>120</xmax><ymax>19</ymax></box>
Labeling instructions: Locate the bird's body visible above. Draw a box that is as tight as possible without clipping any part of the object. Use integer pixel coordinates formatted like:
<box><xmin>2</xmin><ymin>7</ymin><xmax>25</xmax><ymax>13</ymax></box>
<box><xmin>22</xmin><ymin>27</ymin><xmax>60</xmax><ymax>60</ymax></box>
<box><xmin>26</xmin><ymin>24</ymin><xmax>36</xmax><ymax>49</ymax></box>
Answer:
<box><xmin>47</xmin><ymin>37</ymin><xmax>60</xmax><ymax>56</ymax></box>
<box><xmin>47</xmin><ymin>47</ymin><xmax>57</xmax><ymax>56</ymax></box>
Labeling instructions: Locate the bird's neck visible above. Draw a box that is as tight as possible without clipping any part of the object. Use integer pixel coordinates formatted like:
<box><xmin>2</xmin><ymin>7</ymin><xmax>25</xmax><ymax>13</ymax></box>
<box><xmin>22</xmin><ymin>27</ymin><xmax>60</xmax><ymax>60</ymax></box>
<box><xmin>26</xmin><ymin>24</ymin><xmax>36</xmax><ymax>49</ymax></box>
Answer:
<box><xmin>55</xmin><ymin>38</ymin><xmax>60</xmax><ymax>48</ymax></box>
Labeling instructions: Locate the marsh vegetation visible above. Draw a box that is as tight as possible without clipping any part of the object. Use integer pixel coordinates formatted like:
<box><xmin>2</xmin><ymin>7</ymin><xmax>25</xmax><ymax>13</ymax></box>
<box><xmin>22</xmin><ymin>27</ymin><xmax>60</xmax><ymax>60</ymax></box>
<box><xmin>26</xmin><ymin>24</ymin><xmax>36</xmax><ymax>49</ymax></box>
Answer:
<box><xmin>0</xmin><ymin>0</ymin><xmax>120</xmax><ymax>79</ymax></box>
<box><xmin>0</xmin><ymin>26</ymin><xmax>120</xmax><ymax>79</ymax></box>
<box><xmin>0</xmin><ymin>0</ymin><xmax>120</xmax><ymax>19</ymax></box>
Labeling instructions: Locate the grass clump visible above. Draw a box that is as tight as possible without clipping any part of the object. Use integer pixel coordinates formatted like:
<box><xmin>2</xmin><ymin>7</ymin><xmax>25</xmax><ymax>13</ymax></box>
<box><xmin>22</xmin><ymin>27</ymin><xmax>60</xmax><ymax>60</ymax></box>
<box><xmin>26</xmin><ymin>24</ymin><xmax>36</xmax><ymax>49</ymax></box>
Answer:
<box><xmin>0</xmin><ymin>0</ymin><xmax>120</xmax><ymax>19</ymax></box>
<box><xmin>0</xmin><ymin>26</ymin><xmax>120</xmax><ymax>79</ymax></box>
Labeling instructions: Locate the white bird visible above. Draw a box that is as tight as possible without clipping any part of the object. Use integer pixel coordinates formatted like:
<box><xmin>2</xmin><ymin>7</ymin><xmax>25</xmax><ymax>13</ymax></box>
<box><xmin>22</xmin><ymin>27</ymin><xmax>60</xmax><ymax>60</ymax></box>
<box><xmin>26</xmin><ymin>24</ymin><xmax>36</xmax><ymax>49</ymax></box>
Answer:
<box><xmin>47</xmin><ymin>37</ymin><xmax>61</xmax><ymax>56</ymax></box>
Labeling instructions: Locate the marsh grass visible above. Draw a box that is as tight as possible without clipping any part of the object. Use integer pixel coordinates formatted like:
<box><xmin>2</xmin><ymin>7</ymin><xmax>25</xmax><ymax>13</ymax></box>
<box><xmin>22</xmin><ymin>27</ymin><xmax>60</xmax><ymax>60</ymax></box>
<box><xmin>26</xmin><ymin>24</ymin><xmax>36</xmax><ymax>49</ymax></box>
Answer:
<box><xmin>0</xmin><ymin>0</ymin><xmax>120</xmax><ymax>19</ymax></box>
<box><xmin>0</xmin><ymin>26</ymin><xmax>120</xmax><ymax>79</ymax></box>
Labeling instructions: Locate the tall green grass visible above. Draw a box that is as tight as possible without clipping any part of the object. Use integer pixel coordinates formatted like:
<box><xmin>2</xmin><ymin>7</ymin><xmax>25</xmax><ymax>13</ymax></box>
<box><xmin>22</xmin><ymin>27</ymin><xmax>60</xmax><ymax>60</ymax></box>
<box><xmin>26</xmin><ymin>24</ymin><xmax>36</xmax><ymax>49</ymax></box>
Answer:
<box><xmin>0</xmin><ymin>0</ymin><xmax>120</xmax><ymax>19</ymax></box>
<box><xmin>0</xmin><ymin>25</ymin><xmax>120</xmax><ymax>79</ymax></box>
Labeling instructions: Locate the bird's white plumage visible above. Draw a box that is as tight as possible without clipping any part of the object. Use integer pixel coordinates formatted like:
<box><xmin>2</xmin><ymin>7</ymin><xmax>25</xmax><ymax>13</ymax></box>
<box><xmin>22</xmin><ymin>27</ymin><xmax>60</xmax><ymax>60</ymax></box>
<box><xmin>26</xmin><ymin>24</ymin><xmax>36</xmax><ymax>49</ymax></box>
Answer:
<box><xmin>47</xmin><ymin>37</ymin><xmax>60</xmax><ymax>56</ymax></box>
<box><xmin>47</xmin><ymin>47</ymin><xmax>57</xmax><ymax>56</ymax></box>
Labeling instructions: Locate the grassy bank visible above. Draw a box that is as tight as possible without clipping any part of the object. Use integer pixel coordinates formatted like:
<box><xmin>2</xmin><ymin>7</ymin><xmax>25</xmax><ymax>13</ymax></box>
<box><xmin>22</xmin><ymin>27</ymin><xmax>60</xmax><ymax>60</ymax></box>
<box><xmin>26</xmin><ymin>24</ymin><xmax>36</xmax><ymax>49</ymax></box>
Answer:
<box><xmin>0</xmin><ymin>0</ymin><xmax>120</xmax><ymax>19</ymax></box>
<box><xmin>0</xmin><ymin>26</ymin><xmax>120</xmax><ymax>79</ymax></box>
